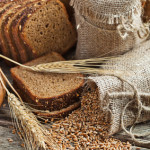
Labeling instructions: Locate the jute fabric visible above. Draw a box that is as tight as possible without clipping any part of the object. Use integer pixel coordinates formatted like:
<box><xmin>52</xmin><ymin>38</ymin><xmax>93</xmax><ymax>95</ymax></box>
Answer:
<box><xmin>70</xmin><ymin>0</ymin><xmax>149</xmax><ymax>59</ymax></box>
<box><xmin>82</xmin><ymin>40</ymin><xmax>150</xmax><ymax>144</ymax></box>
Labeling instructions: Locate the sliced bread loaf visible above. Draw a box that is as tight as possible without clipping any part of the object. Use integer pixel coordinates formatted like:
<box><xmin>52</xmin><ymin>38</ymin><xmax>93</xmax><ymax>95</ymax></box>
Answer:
<box><xmin>19</xmin><ymin>0</ymin><xmax>76</xmax><ymax>58</ymax></box>
<box><xmin>4</xmin><ymin>0</ymin><xmax>40</xmax><ymax>63</ymax></box>
<box><xmin>11</xmin><ymin>0</ymin><xmax>48</xmax><ymax>63</ymax></box>
<box><xmin>11</xmin><ymin>52</ymin><xmax>84</xmax><ymax>111</ymax></box>
<box><xmin>0</xmin><ymin>0</ymin><xmax>28</xmax><ymax>59</ymax></box>
<box><xmin>0</xmin><ymin>1</ymin><xmax>15</xmax><ymax>56</ymax></box>
<box><xmin>1</xmin><ymin>0</ymin><xmax>28</xmax><ymax>62</ymax></box>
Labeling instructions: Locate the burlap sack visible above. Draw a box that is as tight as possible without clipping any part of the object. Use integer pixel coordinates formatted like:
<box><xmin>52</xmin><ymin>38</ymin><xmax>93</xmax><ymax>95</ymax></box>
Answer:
<box><xmin>70</xmin><ymin>0</ymin><xmax>149</xmax><ymax>59</ymax></box>
<box><xmin>81</xmin><ymin>40</ymin><xmax>150</xmax><ymax>143</ymax></box>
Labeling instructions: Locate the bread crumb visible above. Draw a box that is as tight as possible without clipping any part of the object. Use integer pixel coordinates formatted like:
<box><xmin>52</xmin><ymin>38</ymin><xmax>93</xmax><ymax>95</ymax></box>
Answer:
<box><xmin>7</xmin><ymin>138</ymin><xmax>13</xmax><ymax>142</ymax></box>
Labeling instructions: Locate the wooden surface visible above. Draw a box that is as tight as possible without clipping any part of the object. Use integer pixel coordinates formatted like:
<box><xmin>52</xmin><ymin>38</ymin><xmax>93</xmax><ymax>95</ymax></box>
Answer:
<box><xmin>0</xmin><ymin>61</ymin><xmax>150</xmax><ymax>150</ymax></box>
<box><xmin>0</xmin><ymin>110</ymin><xmax>23</xmax><ymax>150</ymax></box>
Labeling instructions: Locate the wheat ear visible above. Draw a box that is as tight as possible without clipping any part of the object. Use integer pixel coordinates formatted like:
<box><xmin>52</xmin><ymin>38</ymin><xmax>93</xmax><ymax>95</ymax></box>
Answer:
<box><xmin>0</xmin><ymin>69</ymin><xmax>60</xmax><ymax>150</ymax></box>
<box><xmin>0</xmin><ymin>54</ymin><xmax>125</xmax><ymax>75</ymax></box>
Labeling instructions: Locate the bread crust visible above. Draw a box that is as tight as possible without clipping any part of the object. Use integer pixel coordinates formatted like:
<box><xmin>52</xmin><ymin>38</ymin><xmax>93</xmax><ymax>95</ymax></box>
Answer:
<box><xmin>0</xmin><ymin>2</ymin><xmax>15</xmax><ymax>58</ymax></box>
<box><xmin>0</xmin><ymin>0</ymin><xmax>27</xmax><ymax>62</ymax></box>
<box><xmin>14</xmin><ymin>81</ymin><xmax>81</xmax><ymax>118</ymax></box>
<box><xmin>0</xmin><ymin>70</ymin><xmax>6</xmax><ymax>107</ymax></box>
<box><xmin>4</xmin><ymin>0</ymin><xmax>39</xmax><ymax>63</ymax></box>
<box><xmin>11</xmin><ymin>1</ymin><xmax>44</xmax><ymax>63</ymax></box>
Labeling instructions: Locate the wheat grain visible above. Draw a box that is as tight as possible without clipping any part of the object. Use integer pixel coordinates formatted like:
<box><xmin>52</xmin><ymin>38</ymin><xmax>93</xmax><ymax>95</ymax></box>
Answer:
<box><xmin>45</xmin><ymin>87</ymin><xmax>132</xmax><ymax>149</ymax></box>
<box><xmin>48</xmin><ymin>109</ymin><xmax>131</xmax><ymax>149</ymax></box>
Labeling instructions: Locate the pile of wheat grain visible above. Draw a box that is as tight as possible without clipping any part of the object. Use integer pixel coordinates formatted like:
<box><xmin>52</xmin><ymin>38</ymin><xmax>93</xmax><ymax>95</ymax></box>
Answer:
<box><xmin>48</xmin><ymin>89</ymin><xmax>131</xmax><ymax>149</ymax></box>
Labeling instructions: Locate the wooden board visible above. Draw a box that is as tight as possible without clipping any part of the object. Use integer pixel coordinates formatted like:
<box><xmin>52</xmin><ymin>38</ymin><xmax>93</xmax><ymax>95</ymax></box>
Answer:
<box><xmin>0</xmin><ymin>126</ymin><xmax>23</xmax><ymax>150</ymax></box>
<box><xmin>0</xmin><ymin>106</ymin><xmax>23</xmax><ymax>149</ymax></box>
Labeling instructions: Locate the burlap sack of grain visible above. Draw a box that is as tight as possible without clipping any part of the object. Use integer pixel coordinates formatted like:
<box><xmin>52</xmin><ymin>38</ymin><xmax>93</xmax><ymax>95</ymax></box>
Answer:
<box><xmin>70</xmin><ymin>0</ymin><xmax>149</xmax><ymax>59</ymax></box>
<box><xmin>82</xmin><ymin>40</ymin><xmax>150</xmax><ymax>136</ymax></box>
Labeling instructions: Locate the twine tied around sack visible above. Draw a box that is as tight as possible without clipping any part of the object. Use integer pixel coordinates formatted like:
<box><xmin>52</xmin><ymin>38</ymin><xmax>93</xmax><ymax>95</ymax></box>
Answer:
<box><xmin>117</xmin><ymin>18</ymin><xmax>150</xmax><ymax>39</ymax></box>
<box><xmin>106</xmin><ymin>75</ymin><xmax>150</xmax><ymax>145</ymax></box>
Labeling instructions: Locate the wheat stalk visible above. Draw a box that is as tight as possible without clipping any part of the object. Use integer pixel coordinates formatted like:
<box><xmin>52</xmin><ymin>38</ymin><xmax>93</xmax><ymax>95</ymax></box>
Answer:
<box><xmin>0</xmin><ymin>54</ymin><xmax>125</xmax><ymax>76</ymax></box>
<box><xmin>0</xmin><ymin>69</ymin><xmax>60</xmax><ymax>150</ymax></box>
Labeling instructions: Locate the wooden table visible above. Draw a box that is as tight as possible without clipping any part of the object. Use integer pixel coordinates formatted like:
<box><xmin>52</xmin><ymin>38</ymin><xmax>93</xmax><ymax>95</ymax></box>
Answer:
<box><xmin>0</xmin><ymin>61</ymin><xmax>150</xmax><ymax>150</ymax></box>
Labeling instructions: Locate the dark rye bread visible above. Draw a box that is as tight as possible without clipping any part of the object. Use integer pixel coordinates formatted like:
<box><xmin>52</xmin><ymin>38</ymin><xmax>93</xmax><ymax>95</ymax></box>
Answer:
<box><xmin>0</xmin><ymin>0</ymin><xmax>28</xmax><ymax>59</ymax></box>
<box><xmin>13</xmin><ymin>82</ymin><xmax>81</xmax><ymax>118</ymax></box>
<box><xmin>4</xmin><ymin>0</ymin><xmax>40</xmax><ymax>63</ymax></box>
<box><xmin>19</xmin><ymin>0</ymin><xmax>76</xmax><ymax>58</ymax></box>
<box><xmin>0</xmin><ymin>0</ymin><xmax>9</xmax><ymax>55</ymax></box>
<box><xmin>1</xmin><ymin>0</ymin><xmax>29</xmax><ymax>62</ymax></box>
<box><xmin>0</xmin><ymin>1</ymin><xmax>15</xmax><ymax>55</ymax></box>
<box><xmin>11</xmin><ymin>0</ymin><xmax>48</xmax><ymax>63</ymax></box>
<box><xmin>11</xmin><ymin>52</ymin><xmax>84</xmax><ymax>111</ymax></box>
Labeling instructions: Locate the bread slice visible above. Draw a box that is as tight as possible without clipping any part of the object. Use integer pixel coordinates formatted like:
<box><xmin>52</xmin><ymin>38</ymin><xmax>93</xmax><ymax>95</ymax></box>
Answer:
<box><xmin>4</xmin><ymin>0</ymin><xmax>40</xmax><ymax>63</ymax></box>
<box><xmin>0</xmin><ymin>1</ymin><xmax>15</xmax><ymax>56</ymax></box>
<box><xmin>0</xmin><ymin>0</ymin><xmax>28</xmax><ymax>59</ymax></box>
<box><xmin>11</xmin><ymin>0</ymin><xmax>49</xmax><ymax>63</ymax></box>
<box><xmin>11</xmin><ymin>52</ymin><xmax>84</xmax><ymax>111</ymax></box>
<box><xmin>1</xmin><ymin>0</ymin><xmax>29</xmax><ymax>62</ymax></box>
<box><xmin>0</xmin><ymin>0</ymin><xmax>14</xmax><ymax>55</ymax></box>
<box><xmin>13</xmin><ymin>82</ymin><xmax>81</xmax><ymax>118</ymax></box>
<box><xmin>19</xmin><ymin>0</ymin><xmax>76</xmax><ymax>58</ymax></box>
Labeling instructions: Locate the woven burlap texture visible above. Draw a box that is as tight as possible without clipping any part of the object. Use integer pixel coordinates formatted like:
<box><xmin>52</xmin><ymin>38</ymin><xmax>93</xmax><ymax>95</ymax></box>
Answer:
<box><xmin>85</xmin><ymin>40</ymin><xmax>150</xmax><ymax>143</ymax></box>
<box><xmin>70</xmin><ymin>0</ymin><xmax>149</xmax><ymax>59</ymax></box>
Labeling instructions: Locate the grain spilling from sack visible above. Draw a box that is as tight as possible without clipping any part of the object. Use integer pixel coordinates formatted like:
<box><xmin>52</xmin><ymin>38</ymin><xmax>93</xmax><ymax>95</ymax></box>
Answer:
<box><xmin>48</xmin><ymin>108</ymin><xmax>131</xmax><ymax>149</ymax></box>
<box><xmin>71</xmin><ymin>0</ymin><xmax>149</xmax><ymax>59</ymax></box>
<box><xmin>85</xmin><ymin>39</ymin><xmax>150</xmax><ymax>137</ymax></box>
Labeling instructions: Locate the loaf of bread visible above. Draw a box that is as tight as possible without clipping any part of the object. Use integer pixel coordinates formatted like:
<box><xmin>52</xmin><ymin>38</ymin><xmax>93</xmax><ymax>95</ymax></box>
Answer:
<box><xmin>0</xmin><ymin>0</ymin><xmax>30</xmax><ymax>63</ymax></box>
<box><xmin>11</xmin><ymin>52</ymin><xmax>84</xmax><ymax>113</ymax></box>
<box><xmin>3</xmin><ymin>0</ymin><xmax>39</xmax><ymax>63</ymax></box>
<box><xmin>0</xmin><ymin>0</ymin><xmax>76</xmax><ymax>63</ymax></box>
<box><xmin>0</xmin><ymin>69</ymin><xmax>6</xmax><ymax>107</ymax></box>
<box><xmin>0</xmin><ymin>0</ymin><xmax>14</xmax><ymax>56</ymax></box>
